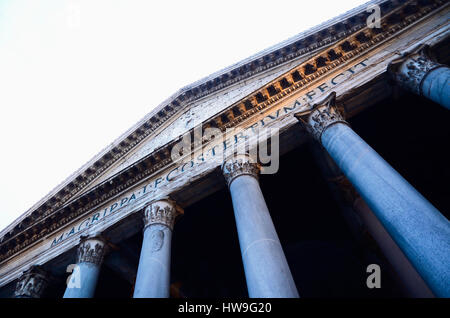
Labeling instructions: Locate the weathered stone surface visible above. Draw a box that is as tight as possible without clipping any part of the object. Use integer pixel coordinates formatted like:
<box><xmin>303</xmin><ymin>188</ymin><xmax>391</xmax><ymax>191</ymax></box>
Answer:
<box><xmin>0</xmin><ymin>0</ymin><xmax>448</xmax><ymax>291</ymax></box>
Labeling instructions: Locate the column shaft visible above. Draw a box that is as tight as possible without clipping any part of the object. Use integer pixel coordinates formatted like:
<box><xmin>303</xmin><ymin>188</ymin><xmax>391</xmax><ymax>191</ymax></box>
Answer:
<box><xmin>133</xmin><ymin>224</ymin><xmax>172</xmax><ymax>298</ymax></box>
<box><xmin>64</xmin><ymin>263</ymin><xmax>100</xmax><ymax>298</ymax></box>
<box><xmin>223</xmin><ymin>156</ymin><xmax>299</xmax><ymax>298</ymax></box>
<box><xmin>63</xmin><ymin>236</ymin><xmax>107</xmax><ymax>298</ymax></box>
<box><xmin>321</xmin><ymin>122</ymin><xmax>450</xmax><ymax>297</ymax></box>
<box><xmin>133</xmin><ymin>199</ymin><xmax>182</xmax><ymax>298</ymax></box>
<box><xmin>353</xmin><ymin>197</ymin><xmax>434</xmax><ymax>297</ymax></box>
<box><xmin>421</xmin><ymin>67</ymin><xmax>450</xmax><ymax>109</ymax></box>
<box><xmin>312</xmin><ymin>144</ymin><xmax>434</xmax><ymax>297</ymax></box>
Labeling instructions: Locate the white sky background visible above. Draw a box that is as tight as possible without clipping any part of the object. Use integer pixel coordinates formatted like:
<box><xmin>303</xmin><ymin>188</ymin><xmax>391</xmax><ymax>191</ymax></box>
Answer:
<box><xmin>0</xmin><ymin>0</ymin><xmax>368</xmax><ymax>231</ymax></box>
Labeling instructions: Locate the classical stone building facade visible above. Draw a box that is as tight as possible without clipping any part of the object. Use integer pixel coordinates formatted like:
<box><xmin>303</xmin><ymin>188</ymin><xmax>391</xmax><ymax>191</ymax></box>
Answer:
<box><xmin>0</xmin><ymin>0</ymin><xmax>449</xmax><ymax>298</ymax></box>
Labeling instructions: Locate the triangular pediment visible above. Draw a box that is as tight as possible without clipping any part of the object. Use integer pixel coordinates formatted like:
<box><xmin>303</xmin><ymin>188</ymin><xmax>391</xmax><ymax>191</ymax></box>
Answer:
<box><xmin>1</xmin><ymin>0</ymin><xmax>446</xmax><ymax>268</ymax></box>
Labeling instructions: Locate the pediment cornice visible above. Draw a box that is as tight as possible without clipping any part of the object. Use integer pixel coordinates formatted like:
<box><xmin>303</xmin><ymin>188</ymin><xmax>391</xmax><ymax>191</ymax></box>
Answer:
<box><xmin>0</xmin><ymin>0</ymin><xmax>446</xmax><ymax>263</ymax></box>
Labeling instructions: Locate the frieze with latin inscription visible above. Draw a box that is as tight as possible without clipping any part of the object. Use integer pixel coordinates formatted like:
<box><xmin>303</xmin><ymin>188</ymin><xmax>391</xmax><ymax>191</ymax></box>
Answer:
<box><xmin>49</xmin><ymin>58</ymin><xmax>370</xmax><ymax>249</ymax></box>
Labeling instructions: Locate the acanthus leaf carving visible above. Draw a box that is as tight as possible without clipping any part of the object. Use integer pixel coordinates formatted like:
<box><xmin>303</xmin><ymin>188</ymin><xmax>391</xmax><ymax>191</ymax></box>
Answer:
<box><xmin>14</xmin><ymin>265</ymin><xmax>48</xmax><ymax>298</ymax></box>
<box><xmin>294</xmin><ymin>92</ymin><xmax>348</xmax><ymax>142</ymax></box>
<box><xmin>222</xmin><ymin>154</ymin><xmax>260</xmax><ymax>187</ymax></box>
<box><xmin>76</xmin><ymin>236</ymin><xmax>108</xmax><ymax>266</ymax></box>
<box><xmin>143</xmin><ymin>199</ymin><xmax>183</xmax><ymax>230</ymax></box>
<box><xmin>388</xmin><ymin>44</ymin><xmax>443</xmax><ymax>95</ymax></box>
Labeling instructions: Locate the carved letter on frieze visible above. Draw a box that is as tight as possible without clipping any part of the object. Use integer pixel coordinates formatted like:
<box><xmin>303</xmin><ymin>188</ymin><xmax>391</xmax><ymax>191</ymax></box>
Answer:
<box><xmin>294</xmin><ymin>92</ymin><xmax>348</xmax><ymax>143</ymax></box>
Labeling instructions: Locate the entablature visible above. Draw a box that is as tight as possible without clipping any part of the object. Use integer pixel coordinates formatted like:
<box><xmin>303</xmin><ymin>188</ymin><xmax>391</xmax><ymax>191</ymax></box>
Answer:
<box><xmin>0</xmin><ymin>0</ymin><xmax>409</xmax><ymax>245</ymax></box>
<box><xmin>0</xmin><ymin>0</ymin><xmax>448</xmax><ymax>289</ymax></box>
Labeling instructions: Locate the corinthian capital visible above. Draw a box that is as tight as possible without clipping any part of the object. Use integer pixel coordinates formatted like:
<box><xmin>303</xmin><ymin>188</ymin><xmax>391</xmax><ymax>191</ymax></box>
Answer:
<box><xmin>294</xmin><ymin>92</ymin><xmax>347</xmax><ymax>142</ymax></box>
<box><xmin>143</xmin><ymin>199</ymin><xmax>183</xmax><ymax>230</ymax></box>
<box><xmin>388</xmin><ymin>44</ymin><xmax>443</xmax><ymax>95</ymax></box>
<box><xmin>14</xmin><ymin>265</ymin><xmax>49</xmax><ymax>298</ymax></box>
<box><xmin>222</xmin><ymin>153</ymin><xmax>260</xmax><ymax>187</ymax></box>
<box><xmin>77</xmin><ymin>236</ymin><xmax>108</xmax><ymax>266</ymax></box>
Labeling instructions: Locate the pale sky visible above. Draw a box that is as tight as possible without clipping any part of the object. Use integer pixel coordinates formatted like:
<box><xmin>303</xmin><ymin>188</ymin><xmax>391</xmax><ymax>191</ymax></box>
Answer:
<box><xmin>0</xmin><ymin>0</ymin><xmax>368</xmax><ymax>232</ymax></box>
